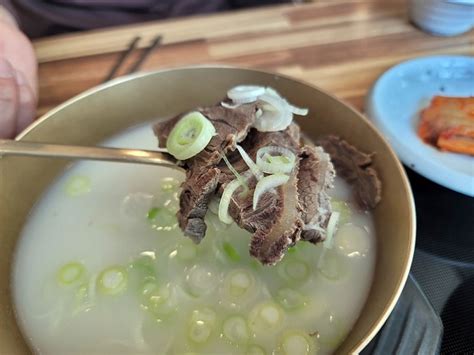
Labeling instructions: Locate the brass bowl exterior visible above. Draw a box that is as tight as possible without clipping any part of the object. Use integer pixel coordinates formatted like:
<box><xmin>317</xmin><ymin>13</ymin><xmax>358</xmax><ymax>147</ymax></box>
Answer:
<box><xmin>0</xmin><ymin>67</ymin><xmax>415</xmax><ymax>354</ymax></box>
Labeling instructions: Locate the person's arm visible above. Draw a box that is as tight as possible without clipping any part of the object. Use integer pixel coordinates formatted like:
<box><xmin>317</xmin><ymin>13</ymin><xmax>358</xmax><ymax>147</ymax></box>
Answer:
<box><xmin>0</xmin><ymin>4</ymin><xmax>37</xmax><ymax>138</ymax></box>
<box><xmin>0</xmin><ymin>4</ymin><xmax>17</xmax><ymax>27</ymax></box>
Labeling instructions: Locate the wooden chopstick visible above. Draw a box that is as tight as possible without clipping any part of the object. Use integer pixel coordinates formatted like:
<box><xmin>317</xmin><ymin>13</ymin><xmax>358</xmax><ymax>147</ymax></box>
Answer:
<box><xmin>127</xmin><ymin>35</ymin><xmax>163</xmax><ymax>74</ymax></box>
<box><xmin>103</xmin><ymin>36</ymin><xmax>141</xmax><ymax>82</ymax></box>
<box><xmin>102</xmin><ymin>34</ymin><xmax>163</xmax><ymax>83</ymax></box>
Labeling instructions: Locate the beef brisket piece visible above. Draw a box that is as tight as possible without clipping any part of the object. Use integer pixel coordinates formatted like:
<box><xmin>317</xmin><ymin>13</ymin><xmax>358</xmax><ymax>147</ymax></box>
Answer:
<box><xmin>225</xmin><ymin>162</ymin><xmax>303</xmax><ymax>264</ymax></box>
<box><xmin>154</xmin><ymin>104</ymin><xmax>258</xmax><ymax>169</ymax></box>
<box><xmin>318</xmin><ymin>135</ymin><xmax>382</xmax><ymax>209</ymax></box>
<box><xmin>249</xmin><ymin>167</ymin><xmax>304</xmax><ymax>264</ymax></box>
<box><xmin>193</xmin><ymin>125</ymin><xmax>306</xmax><ymax>264</ymax></box>
<box><xmin>221</xmin><ymin>125</ymin><xmax>301</xmax><ymax>229</ymax></box>
<box><xmin>177</xmin><ymin>167</ymin><xmax>220</xmax><ymax>243</ymax></box>
<box><xmin>297</xmin><ymin>145</ymin><xmax>335</xmax><ymax>243</ymax></box>
<box><xmin>153</xmin><ymin>103</ymin><xmax>379</xmax><ymax>265</ymax></box>
<box><xmin>153</xmin><ymin>104</ymin><xmax>258</xmax><ymax>242</ymax></box>
<box><xmin>224</xmin><ymin>127</ymin><xmax>333</xmax><ymax>264</ymax></box>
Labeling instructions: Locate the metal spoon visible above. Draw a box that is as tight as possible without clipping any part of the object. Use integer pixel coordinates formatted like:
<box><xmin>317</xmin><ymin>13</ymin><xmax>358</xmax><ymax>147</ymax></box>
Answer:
<box><xmin>0</xmin><ymin>139</ymin><xmax>180</xmax><ymax>170</ymax></box>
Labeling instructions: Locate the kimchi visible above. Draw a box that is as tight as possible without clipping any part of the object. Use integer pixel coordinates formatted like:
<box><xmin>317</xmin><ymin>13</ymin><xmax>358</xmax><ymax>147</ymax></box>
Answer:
<box><xmin>418</xmin><ymin>96</ymin><xmax>474</xmax><ymax>156</ymax></box>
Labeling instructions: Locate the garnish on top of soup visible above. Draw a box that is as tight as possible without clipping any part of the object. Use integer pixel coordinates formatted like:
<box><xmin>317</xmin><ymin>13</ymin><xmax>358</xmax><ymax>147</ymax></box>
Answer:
<box><xmin>418</xmin><ymin>95</ymin><xmax>474</xmax><ymax>156</ymax></box>
<box><xmin>153</xmin><ymin>86</ymin><xmax>382</xmax><ymax>265</ymax></box>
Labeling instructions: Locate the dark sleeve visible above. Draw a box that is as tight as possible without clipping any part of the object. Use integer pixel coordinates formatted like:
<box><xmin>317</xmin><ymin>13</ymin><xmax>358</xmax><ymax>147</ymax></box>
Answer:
<box><xmin>229</xmin><ymin>0</ymin><xmax>293</xmax><ymax>8</ymax></box>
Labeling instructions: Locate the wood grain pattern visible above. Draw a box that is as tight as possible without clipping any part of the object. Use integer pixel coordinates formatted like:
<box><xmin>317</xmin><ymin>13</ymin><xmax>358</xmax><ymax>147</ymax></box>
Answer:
<box><xmin>34</xmin><ymin>0</ymin><xmax>474</xmax><ymax>117</ymax></box>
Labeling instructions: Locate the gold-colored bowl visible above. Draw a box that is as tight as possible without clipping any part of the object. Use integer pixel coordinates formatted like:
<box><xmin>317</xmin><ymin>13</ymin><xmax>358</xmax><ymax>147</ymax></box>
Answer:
<box><xmin>0</xmin><ymin>67</ymin><xmax>416</xmax><ymax>354</ymax></box>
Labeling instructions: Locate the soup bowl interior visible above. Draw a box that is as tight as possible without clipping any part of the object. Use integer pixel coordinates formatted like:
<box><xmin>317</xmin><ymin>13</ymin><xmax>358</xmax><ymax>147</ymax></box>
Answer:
<box><xmin>0</xmin><ymin>67</ymin><xmax>415</xmax><ymax>354</ymax></box>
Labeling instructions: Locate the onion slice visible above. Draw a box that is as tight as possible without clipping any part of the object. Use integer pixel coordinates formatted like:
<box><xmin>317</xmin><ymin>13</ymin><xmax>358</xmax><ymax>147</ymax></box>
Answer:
<box><xmin>323</xmin><ymin>212</ymin><xmax>340</xmax><ymax>249</ymax></box>
<box><xmin>289</xmin><ymin>104</ymin><xmax>309</xmax><ymax>116</ymax></box>
<box><xmin>254</xmin><ymin>93</ymin><xmax>293</xmax><ymax>132</ymax></box>
<box><xmin>265</xmin><ymin>88</ymin><xmax>308</xmax><ymax>116</ymax></box>
<box><xmin>235</xmin><ymin>145</ymin><xmax>263</xmax><ymax>180</ymax></box>
<box><xmin>221</xmin><ymin>101</ymin><xmax>241</xmax><ymax>109</ymax></box>
<box><xmin>256</xmin><ymin>146</ymin><xmax>296</xmax><ymax>175</ymax></box>
<box><xmin>219</xmin><ymin>179</ymin><xmax>245</xmax><ymax>224</ymax></box>
<box><xmin>166</xmin><ymin>111</ymin><xmax>216</xmax><ymax>160</ymax></box>
<box><xmin>253</xmin><ymin>87</ymin><xmax>308</xmax><ymax>132</ymax></box>
<box><xmin>253</xmin><ymin>174</ymin><xmax>289</xmax><ymax>210</ymax></box>
<box><xmin>221</xmin><ymin>153</ymin><xmax>249</xmax><ymax>193</ymax></box>
<box><xmin>227</xmin><ymin>85</ymin><xmax>265</xmax><ymax>104</ymax></box>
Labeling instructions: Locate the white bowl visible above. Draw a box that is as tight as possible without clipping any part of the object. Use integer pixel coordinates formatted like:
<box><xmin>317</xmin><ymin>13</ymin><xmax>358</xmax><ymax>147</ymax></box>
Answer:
<box><xmin>409</xmin><ymin>0</ymin><xmax>474</xmax><ymax>36</ymax></box>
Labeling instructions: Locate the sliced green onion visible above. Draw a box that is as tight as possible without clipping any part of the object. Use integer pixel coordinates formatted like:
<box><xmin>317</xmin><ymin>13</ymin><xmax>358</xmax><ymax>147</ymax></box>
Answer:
<box><xmin>246</xmin><ymin>345</ymin><xmax>267</xmax><ymax>355</ymax></box>
<box><xmin>176</xmin><ymin>240</ymin><xmax>198</xmax><ymax>261</ymax></box>
<box><xmin>221</xmin><ymin>153</ymin><xmax>249</xmax><ymax>194</ymax></box>
<box><xmin>334</xmin><ymin>224</ymin><xmax>371</xmax><ymax>258</ymax></box>
<box><xmin>323</xmin><ymin>212</ymin><xmax>340</xmax><ymax>250</ymax></box>
<box><xmin>56</xmin><ymin>262</ymin><xmax>86</xmax><ymax>286</ymax></box>
<box><xmin>140</xmin><ymin>281</ymin><xmax>158</xmax><ymax>301</ymax></box>
<box><xmin>148</xmin><ymin>207</ymin><xmax>177</xmax><ymax>231</ymax></box>
<box><xmin>266</xmin><ymin>154</ymin><xmax>291</xmax><ymax>165</ymax></box>
<box><xmin>188</xmin><ymin>308</ymin><xmax>217</xmax><ymax>344</ymax></box>
<box><xmin>64</xmin><ymin>175</ymin><xmax>91</xmax><ymax>197</ymax></box>
<box><xmin>249</xmin><ymin>301</ymin><xmax>285</xmax><ymax>333</ymax></box>
<box><xmin>256</xmin><ymin>146</ymin><xmax>296</xmax><ymax>175</ymax></box>
<box><xmin>223</xmin><ymin>316</ymin><xmax>250</xmax><ymax>344</ymax></box>
<box><xmin>166</xmin><ymin>111</ymin><xmax>216</xmax><ymax>160</ymax></box>
<box><xmin>278</xmin><ymin>330</ymin><xmax>318</xmax><ymax>355</ymax></box>
<box><xmin>184</xmin><ymin>265</ymin><xmax>216</xmax><ymax>297</ymax></box>
<box><xmin>146</xmin><ymin>283</ymin><xmax>177</xmax><ymax>317</ymax></box>
<box><xmin>253</xmin><ymin>174</ymin><xmax>289</xmax><ymax>210</ymax></box>
<box><xmin>317</xmin><ymin>313</ymin><xmax>346</xmax><ymax>347</ymax></box>
<box><xmin>147</xmin><ymin>207</ymin><xmax>159</xmax><ymax>220</ymax></box>
<box><xmin>276</xmin><ymin>288</ymin><xmax>308</xmax><ymax>311</ymax></box>
<box><xmin>317</xmin><ymin>250</ymin><xmax>348</xmax><ymax>281</ymax></box>
<box><xmin>219</xmin><ymin>179</ymin><xmax>245</xmax><ymax>224</ymax></box>
<box><xmin>223</xmin><ymin>269</ymin><xmax>256</xmax><ymax>300</ymax></box>
<box><xmin>331</xmin><ymin>200</ymin><xmax>352</xmax><ymax>225</ymax></box>
<box><xmin>97</xmin><ymin>266</ymin><xmax>128</xmax><ymax>296</ymax></box>
<box><xmin>236</xmin><ymin>145</ymin><xmax>263</xmax><ymax>180</ymax></box>
<box><xmin>128</xmin><ymin>255</ymin><xmax>156</xmax><ymax>281</ymax></box>
<box><xmin>278</xmin><ymin>259</ymin><xmax>310</xmax><ymax>284</ymax></box>
<box><xmin>223</xmin><ymin>241</ymin><xmax>241</xmax><ymax>262</ymax></box>
<box><xmin>160</xmin><ymin>177</ymin><xmax>181</xmax><ymax>192</ymax></box>
<box><xmin>164</xmin><ymin>194</ymin><xmax>180</xmax><ymax>213</ymax></box>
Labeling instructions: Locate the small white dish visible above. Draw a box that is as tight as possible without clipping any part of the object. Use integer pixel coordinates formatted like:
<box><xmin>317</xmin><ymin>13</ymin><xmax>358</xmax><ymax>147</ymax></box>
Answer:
<box><xmin>366</xmin><ymin>55</ymin><xmax>474</xmax><ymax>197</ymax></box>
<box><xmin>409</xmin><ymin>0</ymin><xmax>474</xmax><ymax>36</ymax></box>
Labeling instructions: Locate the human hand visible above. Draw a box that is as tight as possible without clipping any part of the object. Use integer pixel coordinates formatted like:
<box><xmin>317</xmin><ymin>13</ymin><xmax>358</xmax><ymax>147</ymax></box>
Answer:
<box><xmin>0</xmin><ymin>11</ymin><xmax>38</xmax><ymax>138</ymax></box>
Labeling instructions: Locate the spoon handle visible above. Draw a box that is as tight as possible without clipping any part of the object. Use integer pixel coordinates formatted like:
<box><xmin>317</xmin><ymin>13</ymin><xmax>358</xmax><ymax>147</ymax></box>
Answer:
<box><xmin>0</xmin><ymin>139</ymin><xmax>179</xmax><ymax>169</ymax></box>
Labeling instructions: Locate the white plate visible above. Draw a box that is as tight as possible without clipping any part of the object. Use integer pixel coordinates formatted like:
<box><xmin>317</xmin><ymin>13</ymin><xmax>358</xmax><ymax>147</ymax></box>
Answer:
<box><xmin>366</xmin><ymin>55</ymin><xmax>474</xmax><ymax>197</ymax></box>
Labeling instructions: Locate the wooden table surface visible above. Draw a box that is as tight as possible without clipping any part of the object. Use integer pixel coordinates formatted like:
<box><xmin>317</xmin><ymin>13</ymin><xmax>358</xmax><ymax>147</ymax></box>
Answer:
<box><xmin>34</xmin><ymin>0</ymin><xmax>473</xmax><ymax>117</ymax></box>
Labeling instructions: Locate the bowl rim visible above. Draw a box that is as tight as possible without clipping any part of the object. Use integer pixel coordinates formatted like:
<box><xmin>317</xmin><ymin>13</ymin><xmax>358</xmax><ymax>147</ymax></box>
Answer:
<box><xmin>16</xmin><ymin>65</ymin><xmax>416</xmax><ymax>353</ymax></box>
